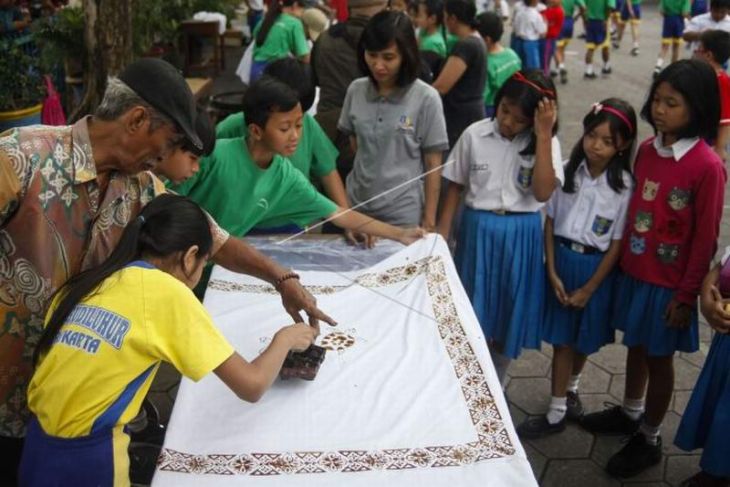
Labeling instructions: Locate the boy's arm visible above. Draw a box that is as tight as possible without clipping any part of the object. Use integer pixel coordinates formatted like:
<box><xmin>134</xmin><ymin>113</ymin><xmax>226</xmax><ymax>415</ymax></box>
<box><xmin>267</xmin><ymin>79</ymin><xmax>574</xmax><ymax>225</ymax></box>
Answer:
<box><xmin>328</xmin><ymin>207</ymin><xmax>425</xmax><ymax>245</ymax></box>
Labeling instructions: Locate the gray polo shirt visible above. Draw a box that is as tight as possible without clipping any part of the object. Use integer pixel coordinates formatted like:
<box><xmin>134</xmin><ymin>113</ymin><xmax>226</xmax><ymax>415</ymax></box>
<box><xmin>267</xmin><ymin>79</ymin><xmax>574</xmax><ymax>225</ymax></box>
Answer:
<box><xmin>338</xmin><ymin>77</ymin><xmax>449</xmax><ymax>226</ymax></box>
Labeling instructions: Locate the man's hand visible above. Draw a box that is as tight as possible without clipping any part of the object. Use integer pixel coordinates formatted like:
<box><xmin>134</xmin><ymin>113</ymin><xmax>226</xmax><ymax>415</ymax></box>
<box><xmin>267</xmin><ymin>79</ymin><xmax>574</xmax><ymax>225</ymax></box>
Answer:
<box><xmin>278</xmin><ymin>277</ymin><xmax>336</xmax><ymax>329</ymax></box>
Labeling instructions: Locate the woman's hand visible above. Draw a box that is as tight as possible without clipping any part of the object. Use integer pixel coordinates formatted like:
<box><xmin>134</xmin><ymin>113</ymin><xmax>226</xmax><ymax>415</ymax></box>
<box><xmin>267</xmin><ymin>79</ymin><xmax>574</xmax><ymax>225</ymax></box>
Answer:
<box><xmin>548</xmin><ymin>271</ymin><xmax>569</xmax><ymax>306</ymax></box>
<box><xmin>664</xmin><ymin>299</ymin><xmax>693</xmax><ymax>329</ymax></box>
<box><xmin>277</xmin><ymin>323</ymin><xmax>319</xmax><ymax>352</ymax></box>
<box><xmin>567</xmin><ymin>286</ymin><xmax>593</xmax><ymax>309</ymax></box>
<box><xmin>534</xmin><ymin>98</ymin><xmax>558</xmax><ymax>139</ymax></box>
<box><xmin>399</xmin><ymin>227</ymin><xmax>427</xmax><ymax>245</ymax></box>
<box><xmin>701</xmin><ymin>286</ymin><xmax>730</xmax><ymax>334</ymax></box>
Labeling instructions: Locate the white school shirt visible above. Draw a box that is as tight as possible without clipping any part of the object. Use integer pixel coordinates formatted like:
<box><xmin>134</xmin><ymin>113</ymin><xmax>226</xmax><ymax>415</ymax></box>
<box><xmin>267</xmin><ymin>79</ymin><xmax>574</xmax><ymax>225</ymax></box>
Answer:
<box><xmin>443</xmin><ymin>118</ymin><xmax>564</xmax><ymax>213</ymax></box>
<box><xmin>513</xmin><ymin>6</ymin><xmax>547</xmax><ymax>40</ymax></box>
<box><xmin>684</xmin><ymin>13</ymin><xmax>730</xmax><ymax>51</ymax></box>
<box><xmin>545</xmin><ymin>161</ymin><xmax>633</xmax><ymax>252</ymax></box>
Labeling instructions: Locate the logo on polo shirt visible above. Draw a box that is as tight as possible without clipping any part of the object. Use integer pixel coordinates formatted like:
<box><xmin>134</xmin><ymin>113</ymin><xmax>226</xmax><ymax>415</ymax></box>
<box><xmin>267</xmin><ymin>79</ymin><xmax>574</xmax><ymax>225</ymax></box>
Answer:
<box><xmin>397</xmin><ymin>115</ymin><xmax>414</xmax><ymax>132</ymax></box>
<box><xmin>257</xmin><ymin>198</ymin><xmax>269</xmax><ymax>211</ymax></box>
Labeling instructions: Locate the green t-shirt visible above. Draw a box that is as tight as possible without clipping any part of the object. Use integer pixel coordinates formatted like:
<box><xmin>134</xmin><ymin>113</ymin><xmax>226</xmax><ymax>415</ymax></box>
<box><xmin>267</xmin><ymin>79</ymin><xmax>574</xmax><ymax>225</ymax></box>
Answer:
<box><xmin>484</xmin><ymin>48</ymin><xmax>522</xmax><ymax>106</ymax></box>
<box><xmin>562</xmin><ymin>0</ymin><xmax>586</xmax><ymax>17</ymax></box>
<box><xmin>585</xmin><ymin>0</ymin><xmax>615</xmax><ymax>20</ymax></box>
<box><xmin>168</xmin><ymin>138</ymin><xmax>338</xmax><ymax>236</ymax></box>
<box><xmin>660</xmin><ymin>0</ymin><xmax>689</xmax><ymax>15</ymax></box>
<box><xmin>253</xmin><ymin>13</ymin><xmax>310</xmax><ymax>62</ymax></box>
<box><xmin>419</xmin><ymin>30</ymin><xmax>447</xmax><ymax>57</ymax></box>
<box><xmin>445</xmin><ymin>33</ymin><xmax>459</xmax><ymax>54</ymax></box>
<box><xmin>215</xmin><ymin>112</ymin><xmax>338</xmax><ymax>180</ymax></box>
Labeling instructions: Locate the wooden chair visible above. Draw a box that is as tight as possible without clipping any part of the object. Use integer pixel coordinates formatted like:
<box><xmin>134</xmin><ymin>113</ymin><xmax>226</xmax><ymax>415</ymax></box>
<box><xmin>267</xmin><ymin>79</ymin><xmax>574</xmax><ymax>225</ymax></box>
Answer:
<box><xmin>180</xmin><ymin>20</ymin><xmax>223</xmax><ymax>76</ymax></box>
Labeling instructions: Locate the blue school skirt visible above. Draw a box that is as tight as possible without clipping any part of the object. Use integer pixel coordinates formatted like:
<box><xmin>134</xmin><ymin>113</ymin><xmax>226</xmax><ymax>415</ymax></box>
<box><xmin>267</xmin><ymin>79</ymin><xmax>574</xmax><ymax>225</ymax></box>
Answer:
<box><xmin>454</xmin><ymin>208</ymin><xmax>544</xmax><ymax>359</ymax></box>
<box><xmin>543</xmin><ymin>239</ymin><xmax>616</xmax><ymax>355</ymax></box>
<box><xmin>613</xmin><ymin>273</ymin><xmax>699</xmax><ymax>356</ymax></box>
<box><xmin>19</xmin><ymin>417</ymin><xmax>123</xmax><ymax>486</ymax></box>
<box><xmin>674</xmin><ymin>333</ymin><xmax>730</xmax><ymax>477</ymax></box>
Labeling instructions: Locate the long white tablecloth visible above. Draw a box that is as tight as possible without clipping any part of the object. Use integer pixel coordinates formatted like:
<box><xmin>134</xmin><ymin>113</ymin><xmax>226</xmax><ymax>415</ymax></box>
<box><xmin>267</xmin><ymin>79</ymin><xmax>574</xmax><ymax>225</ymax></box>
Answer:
<box><xmin>153</xmin><ymin>235</ymin><xmax>537</xmax><ymax>486</ymax></box>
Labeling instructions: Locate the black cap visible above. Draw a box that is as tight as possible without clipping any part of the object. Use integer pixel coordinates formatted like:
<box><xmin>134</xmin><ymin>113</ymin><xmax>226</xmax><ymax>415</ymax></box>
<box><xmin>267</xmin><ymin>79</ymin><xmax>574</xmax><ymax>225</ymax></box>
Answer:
<box><xmin>119</xmin><ymin>58</ymin><xmax>202</xmax><ymax>150</ymax></box>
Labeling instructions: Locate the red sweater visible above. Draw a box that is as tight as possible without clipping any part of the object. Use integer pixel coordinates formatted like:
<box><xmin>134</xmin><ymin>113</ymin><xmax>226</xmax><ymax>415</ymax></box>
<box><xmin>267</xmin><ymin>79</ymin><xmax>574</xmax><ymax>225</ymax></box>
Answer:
<box><xmin>620</xmin><ymin>137</ymin><xmax>726</xmax><ymax>305</ymax></box>
<box><xmin>542</xmin><ymin>6</ymin><xmax>565</xmax><ymax>39</ymax></box>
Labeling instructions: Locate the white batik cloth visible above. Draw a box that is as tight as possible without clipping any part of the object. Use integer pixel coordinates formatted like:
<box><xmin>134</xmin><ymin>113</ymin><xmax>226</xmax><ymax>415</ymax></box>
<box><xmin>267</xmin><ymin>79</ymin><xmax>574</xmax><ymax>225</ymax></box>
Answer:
<box><xmin>153</xmin><ymin>235</ymin><xmax>537</xmax><ymax>487</ymax></box>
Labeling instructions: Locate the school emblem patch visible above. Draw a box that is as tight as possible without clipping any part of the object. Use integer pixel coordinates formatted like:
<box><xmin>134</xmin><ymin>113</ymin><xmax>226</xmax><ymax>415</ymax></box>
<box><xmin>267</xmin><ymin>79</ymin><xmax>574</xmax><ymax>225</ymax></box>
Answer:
<box><xmin>667</xmin><ymin>187</ymin><xmax>691</xmax><ymax>211</ymax></box>
<box><xmin>657</xmin><ymin>242</ymin><xmax>680</xmax><ymax>264</ymax></box>
<box><xmin>634</xmin><ymin>211</ymin><xmax>653</xmax><ymax>233</ymax></box>
<box><xmin>630</xmin><ymin>234</ymin><xmax>646</xmax><ymax>255</ymax></box>
<box><xmin>517</xmin><ymin>166</ymin><xmax>533</xmax><ymax>189</ymax></box>
<box><xmin>592</xmin><ymin>215</ymin><xmax>613</xmax><ymax>236</ymax></box>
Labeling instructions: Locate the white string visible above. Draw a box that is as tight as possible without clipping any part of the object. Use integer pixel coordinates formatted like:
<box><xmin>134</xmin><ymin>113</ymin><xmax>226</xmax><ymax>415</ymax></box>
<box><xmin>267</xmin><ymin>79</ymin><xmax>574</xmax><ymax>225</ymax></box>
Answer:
<box><xmin>274</xmin><ymin>159</ymin><xmax>455</xmax><ymax>245</ymax></box>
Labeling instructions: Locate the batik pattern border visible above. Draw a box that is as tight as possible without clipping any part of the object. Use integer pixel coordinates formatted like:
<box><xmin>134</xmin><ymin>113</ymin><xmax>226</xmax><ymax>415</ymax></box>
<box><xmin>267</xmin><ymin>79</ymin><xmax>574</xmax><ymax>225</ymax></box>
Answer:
<box><xmin>158</xmin><ymin>256</ymin><xmax>515</xmax><ymax>476</ymax></box>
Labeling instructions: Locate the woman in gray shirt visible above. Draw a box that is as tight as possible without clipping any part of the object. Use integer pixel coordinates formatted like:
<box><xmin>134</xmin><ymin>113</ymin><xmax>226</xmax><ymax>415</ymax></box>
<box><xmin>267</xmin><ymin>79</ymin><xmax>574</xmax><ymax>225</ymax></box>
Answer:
<box><xmin>338</xmin><ymin>11</ymin><xmax>449</xmax><ymax>238</ymax></box>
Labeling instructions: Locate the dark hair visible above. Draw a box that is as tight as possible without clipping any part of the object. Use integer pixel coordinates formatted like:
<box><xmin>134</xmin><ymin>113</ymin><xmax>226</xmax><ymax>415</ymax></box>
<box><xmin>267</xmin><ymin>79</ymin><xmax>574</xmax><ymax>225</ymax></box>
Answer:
<box><xmin>493</xmin><ymin>69</ymin><xmax>559</xmax><ymax>155</ymax></box>
<box><xmin>34</xmin><ymin>194</ymin><xmax>212</xmax><ymax>365</ymax></box>
<box><xmin>700</xmin><ymin>29</ymin><xmax>730</xmax><ymax>65</ymax></box>
<box><xmin>242</xmin><ymin>76</ymin><xmax>300</xmax><ymax>128</ymax></box>
<box><xmin>445</xmin><ymin>0</ymin><xmax>478</xmax><ymax>28</ymax></box>
<box><xmin>419</xmin><ymin>0</ymin><xmax>444</xmax><ymax>25</ymax></box>
<box><xmin>264</xmin><ymin>58</ymin><xmax>316</xmax><ymax>112</ymax></box>
<box><xmin>475</xmin><ymin>11</ymin><xmax>503</xmax><ymax>42</ymax></box>
<box><xmin>183</xmin><ymin>109</ymin><xmax>216</xmax><ymax>157</ymax></box>
<box><xmin>640</xmin><ymin>59</ymin><xmax>720</xmax><ymax>140</ymax></box>
<box><xmin>358</xmin><ymin>10</ymin><xmax>421</xmax><ymax>87</ymax></box>
<box><xmin>564</xmin><ymin>98</ymin><xmax>636</xmax><ymax>194</ymax></box>
<box><xmin>711</xmin><ymin>0</ymin><xmax>730</xmax><ymax>10</ymax></box>
<box><xmin>256</xmin><ymin>0</ymin><xmax>305</xmax><ymax>47</ymax></box>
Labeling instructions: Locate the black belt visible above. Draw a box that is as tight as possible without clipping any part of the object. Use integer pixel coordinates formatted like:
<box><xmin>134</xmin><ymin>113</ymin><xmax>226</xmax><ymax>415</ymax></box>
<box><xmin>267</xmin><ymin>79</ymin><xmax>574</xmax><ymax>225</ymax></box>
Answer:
<box><xmin>487</xmin><ymin>209</ymin><xmax>532</xmax><ymax>216</ymax></box>
<box><xmin>555</xmin><ymin>236</ymin><xmax>604</xmax><ymax>255</ymax></box>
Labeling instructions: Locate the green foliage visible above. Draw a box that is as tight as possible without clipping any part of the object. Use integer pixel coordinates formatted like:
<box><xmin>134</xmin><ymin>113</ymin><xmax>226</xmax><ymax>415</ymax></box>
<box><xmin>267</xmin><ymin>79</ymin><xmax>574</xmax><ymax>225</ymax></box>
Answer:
<box><xmin>32</xmin><ymin>6</ymin><xmax>86</xmax><ymax>72</ymax></box>
<box><xmin>132</xmin><ymin>0</ymin><xmax>241</xmax><ymax>55</ymax></box>
<box><xmin>0</xmin><ymin>40</ymin><xmax>44</xmax><ymax>111</ymax></box>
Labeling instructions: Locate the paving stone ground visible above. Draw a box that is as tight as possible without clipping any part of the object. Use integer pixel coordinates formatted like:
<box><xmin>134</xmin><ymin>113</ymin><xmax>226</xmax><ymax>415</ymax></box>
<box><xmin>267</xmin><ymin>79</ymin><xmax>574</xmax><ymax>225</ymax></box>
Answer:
<box><xmin>145</xmin><ymin>4</ymin><xmax>728</xmax><ymax>485</ymax></box>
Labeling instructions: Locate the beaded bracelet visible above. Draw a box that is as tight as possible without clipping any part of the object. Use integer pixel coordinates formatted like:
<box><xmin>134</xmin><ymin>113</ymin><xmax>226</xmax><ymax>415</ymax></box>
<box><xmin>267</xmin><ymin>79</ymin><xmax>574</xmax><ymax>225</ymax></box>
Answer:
<box><xmin>274</xmin><ymin>272</ymin><xmax>300</xmax><ymax>291</ymax></box>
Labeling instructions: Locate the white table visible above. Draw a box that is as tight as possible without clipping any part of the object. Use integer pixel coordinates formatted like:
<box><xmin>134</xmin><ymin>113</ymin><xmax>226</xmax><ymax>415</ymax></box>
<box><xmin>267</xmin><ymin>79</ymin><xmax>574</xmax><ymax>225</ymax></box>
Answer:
<box><xmin>153</xmin><ymin>235</ymin><xmax>537</xmax><ymax>486</ymax></box>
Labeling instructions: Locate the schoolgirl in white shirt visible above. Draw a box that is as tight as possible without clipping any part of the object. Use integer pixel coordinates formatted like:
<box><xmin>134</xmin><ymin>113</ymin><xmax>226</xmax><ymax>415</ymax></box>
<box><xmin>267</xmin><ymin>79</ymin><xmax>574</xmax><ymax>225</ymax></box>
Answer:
<box><xmin>438</xmin><ymin>70</ymin><xmax>563</xmax><ymax>385</ymax></box>
<box><xmin>517</xmin><ymin>98</ymin><xmax>637</xmax><ymax>439</ymax></box>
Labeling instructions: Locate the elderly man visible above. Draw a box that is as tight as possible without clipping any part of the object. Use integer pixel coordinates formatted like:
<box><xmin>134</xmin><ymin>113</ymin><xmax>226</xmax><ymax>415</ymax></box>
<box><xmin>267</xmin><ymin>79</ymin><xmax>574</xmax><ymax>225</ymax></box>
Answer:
<box><xmin>0</xmin><ymin>58</ymin><xmax>333</xmax><ymax>484</ymax></box>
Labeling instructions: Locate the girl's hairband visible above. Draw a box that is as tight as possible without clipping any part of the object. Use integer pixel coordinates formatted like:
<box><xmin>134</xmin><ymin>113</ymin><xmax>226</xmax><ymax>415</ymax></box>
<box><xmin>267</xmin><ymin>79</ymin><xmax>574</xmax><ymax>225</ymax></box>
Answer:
<box><xmin>511</xmin><ymin>72</ymin><xmax>556</xmax><ymax>98</ymax></box>
<box><xmin>591</xmin><ymin>102</ymin><xmax>634</xmax><ymax>134</ymax></box>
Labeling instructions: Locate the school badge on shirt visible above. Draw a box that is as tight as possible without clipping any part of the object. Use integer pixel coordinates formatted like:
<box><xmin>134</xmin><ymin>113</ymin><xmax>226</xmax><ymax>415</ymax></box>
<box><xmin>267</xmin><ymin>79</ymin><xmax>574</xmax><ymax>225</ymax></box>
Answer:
<box><xmin>592</xmin><ymin>215</ymin><xmax>613</xmax><ymax>236</ymax></box>
<box><xmin>397</xmin><ymin>115</ymin><xmax>414</xmax><ymax>132</ymax></box>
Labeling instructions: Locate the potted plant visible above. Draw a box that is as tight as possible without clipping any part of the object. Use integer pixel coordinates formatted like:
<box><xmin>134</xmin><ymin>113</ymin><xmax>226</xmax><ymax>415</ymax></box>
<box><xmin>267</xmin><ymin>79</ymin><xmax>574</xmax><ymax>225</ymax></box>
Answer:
<box><xmin>0</xmin><ymin>39</ymin><xmax>45</xmax><ymax>131</ymax></box>
<box><xmin>33</xmin><ymin>6</ymin><xmax>86</xmax><ymax>80</ymax></box>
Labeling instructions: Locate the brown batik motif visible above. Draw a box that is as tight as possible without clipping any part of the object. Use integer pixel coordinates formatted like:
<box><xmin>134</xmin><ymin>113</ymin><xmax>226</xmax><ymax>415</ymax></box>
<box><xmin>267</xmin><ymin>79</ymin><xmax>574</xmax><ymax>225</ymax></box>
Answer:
<box><xmin>158</xmin><ymin>256</ymin><xmax>516</xmax><ymax>476</ymax></box>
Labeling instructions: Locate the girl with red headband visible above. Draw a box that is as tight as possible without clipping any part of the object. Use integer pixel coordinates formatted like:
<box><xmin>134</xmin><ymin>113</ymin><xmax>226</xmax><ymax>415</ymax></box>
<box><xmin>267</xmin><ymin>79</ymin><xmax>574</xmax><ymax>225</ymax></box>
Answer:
<box><xmin>517</xmin><ymin>98</ymin><xmax>637</xmax><ymax>439</ymax></box>
<box><xmin>437</xmin><ymin>69</ymin><xmax>562</xmax><ymax>386</ymax></box>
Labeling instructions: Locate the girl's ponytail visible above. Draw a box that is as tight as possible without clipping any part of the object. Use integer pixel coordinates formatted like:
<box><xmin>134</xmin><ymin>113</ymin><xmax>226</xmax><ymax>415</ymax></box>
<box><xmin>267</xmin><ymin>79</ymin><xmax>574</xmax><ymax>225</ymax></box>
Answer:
<box><xmin>256</xmin><ymin>0</ymin><xmax>293</xmax><ymax>47</ymax></box>
<box><xmin>33</xmin><ymin>194</ymin><xmax>212</xmax><ymax>365</ymax></box>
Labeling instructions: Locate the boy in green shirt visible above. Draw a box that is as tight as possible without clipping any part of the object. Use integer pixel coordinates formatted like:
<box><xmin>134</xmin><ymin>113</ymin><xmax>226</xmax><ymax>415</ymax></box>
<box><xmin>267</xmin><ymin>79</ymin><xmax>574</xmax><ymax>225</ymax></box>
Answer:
<box><xmin>583</xmin><ymin>0</ymin><xmax>616</xmax><ymax>78</ymax></box>
<box><xmin>476</xmin><ymin>12</ymin><xmax>521</xmax><ymax>117</ymax></box>
<box><xmin>216</xmin><ymin>59</ymin><xmax>350</xmax><ymax>231</ymax></box>
<box><xmin>556</xmin><ymin>0</ymin><xmax>586</xmax><ymax>82</ymax></box>
<box><xmin>170</xmin><ymin>77</ymin><xmax>424</xmax><ymax>255</ymax></box>
<box><xmin>654</xmin><ymin>0</ymin><xmax>691</xmax><ymax>77</ymax></box>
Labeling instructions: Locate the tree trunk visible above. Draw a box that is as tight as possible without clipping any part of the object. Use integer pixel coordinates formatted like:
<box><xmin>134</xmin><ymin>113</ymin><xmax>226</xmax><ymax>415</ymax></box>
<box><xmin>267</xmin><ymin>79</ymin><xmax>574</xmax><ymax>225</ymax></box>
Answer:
<box><xmin>71</xmin><ymin>0</ymin><xmax>133</xmax><ymax>121</ymax></box>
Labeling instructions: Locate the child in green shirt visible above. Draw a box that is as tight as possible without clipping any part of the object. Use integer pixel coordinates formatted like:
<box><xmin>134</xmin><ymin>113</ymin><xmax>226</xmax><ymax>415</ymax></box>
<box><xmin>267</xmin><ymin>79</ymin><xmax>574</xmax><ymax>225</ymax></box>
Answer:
<box><xmin>654</xmin><ymin>0</ymin><xmax>691</xmax><ymax>77</ymax></box>
<box><xmin>583</xmin><ymin>0</ymin><xmax>616</xmax><ymax>78</ymax></box>
<box><xmin>416</xmin><ymin>0</ymin><xmax>448</xmax><ymax>78</ymax></box>
<box><xmin>476</xmin><ymin>12</ymin><xmax>522</xmax><ymax>117</ymax></box>
<box><xmin>251</xmin><ymin>0</ymin><xmax>310</xmax><ymax>82</ymax></box>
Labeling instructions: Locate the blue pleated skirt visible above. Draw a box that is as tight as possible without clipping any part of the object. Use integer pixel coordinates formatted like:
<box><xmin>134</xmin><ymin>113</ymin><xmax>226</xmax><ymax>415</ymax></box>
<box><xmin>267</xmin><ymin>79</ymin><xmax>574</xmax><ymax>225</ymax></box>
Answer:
<box><xmin>454</xmin><ymin>207</ymin><xmax>544</xmax><ymax>359</ymax></box>
<box><xmin>674</xmin><ymin>333</ymin><xmax>730</xmax><ymax>476</ymax></box>
<box><xmin>543</xmin><ymin>240</ymin><xmax>616</xmax><ymax>355</ymax></box>
<box><xmin>613</xmin><ymin>273</ymin><xmax>699</xmax><ymax>356</ymax></box>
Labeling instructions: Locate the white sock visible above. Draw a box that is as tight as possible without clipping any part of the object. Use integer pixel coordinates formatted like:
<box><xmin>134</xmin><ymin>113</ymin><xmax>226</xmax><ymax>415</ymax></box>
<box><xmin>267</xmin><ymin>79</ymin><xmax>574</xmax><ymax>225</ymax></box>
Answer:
<box><xmin>567</xmin><ymin>374</ymin><xmax>581</xmax><ymax>393</ymax></box>
<box><xmin>633</xmin><ymin>41</ymin><xmax>639</xmax><ymax>48</ymax></box>
<box><xmin>622</xmin><ymin>397</ymin><xmax>645</xmax><ymax>421</ymax></box>
<box><xmin>585</xmin><ymin>63</ymin><xmax>594</xmax><ymax>74</ymax></box>
<box><xmin>603</xmin><ymin>61</ymin><xmax>611</xmax><ymax>70</ymax></box>
<box><xmin>546</xmin><ymin>396</ymin><xmax>568</xmax><ymax>424</ymax></box>
<box><xmin>655</xmin><ymin>58</ymin><xmax>664</xmax><ymax>68</ymax></box>
<box><xmin>559</xmin><ymin>63</ymin><xmax>565</xmax><ymax>70</ymax></box>
<box><xmin>639</xmin><ymin>421</ymin><xmax>660</xmax><ymax>445</ymax></box>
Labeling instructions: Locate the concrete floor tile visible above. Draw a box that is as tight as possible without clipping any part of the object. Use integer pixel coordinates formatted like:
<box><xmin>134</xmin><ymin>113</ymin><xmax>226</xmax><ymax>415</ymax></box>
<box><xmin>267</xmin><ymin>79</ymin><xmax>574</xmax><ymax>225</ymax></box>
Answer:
<box><xmin>699</xmin><ymin>323</ymin><xmax>712</xmax><ymax>345</ymax></box>
<box><xmin>523</xmin><ymin>441</ymin><xmax>548</xmax><ymax>482</ymax></box>
<box><xmin>508</xmin><ymin>401</ymin><xmax>528</xmax><ymax>426</ymax></box>
<box><xmin>665</xmin><ymin>455</ymin><xmax>701</xmax><ymax>486</ymax></box>
<box><xmin>678</xmin><ymin>349</ymin><xmax>707</xmax><ymax>369</ymax></box>
<box><xmin>609</xmin><ymin>374</ymin><xmax>626</xmax><ymax>402</ymax></box>
<box><xmin>542</xmin><ymin>459</ymin><xmax>621</xmax><ymax>487</ymax></box>
<box><xmin>589</xmin><ymin>344</ymin><xmax>628</xmax><ymax>375</ymax></box>
<box><xmin>578</xmin><ymin>361</ymin><xmax>612</xmax><ymax>394</ymax></box>
<box><xmin>507</xmin><ymin>377</ymin><xmax>551</xmax><ymax>415</ymax></box>
<box><xmin>621</xmin><ymin>483</ymin><xmax>670</xmax><ymax>487</ymax></box>
<box><xmin>540</xmin><ymin>341</ymin><xmax>554</xmax><ymax>358</ymax></box>
<box><xmin>671</xmin><ymin>391</ymin><xmax>692</xmax><ymax>416</ymax></box>
<box><xmin>661</xmin><ymin>412</ymin><xmax>694</xmax><ymax>457</ymax></box>
<box><xmin>509</xmin><ymin>349</ymin><xmax>552</xmax><ymax>378</ymax></box>
<box><xmin>527</xmin><ymin>423</ymin><xmax>595</xmax><ymax>459</ymax></box>
<box><xmin>673</xmin><ymin>363</ymin><xmax>701</xmax><ymax>392</ymax></box>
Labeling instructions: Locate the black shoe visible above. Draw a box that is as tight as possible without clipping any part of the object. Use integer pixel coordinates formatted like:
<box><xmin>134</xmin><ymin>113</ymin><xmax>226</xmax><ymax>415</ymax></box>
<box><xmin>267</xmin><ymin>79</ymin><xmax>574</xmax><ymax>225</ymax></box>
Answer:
<box><xmin>606</xmin><ymin>432</ymin><xmax>662</xmax><ymax>478</ymax></box>
<box><xmin>680</xmin><ymin>471</ymin><xmax>730</xmax><ymax>487</ymax></box>
<box><xmin>653</xmin><ymin>67</ymin><xmax>661</xmax><ymax>79</ymax></box>
<box><xmin>517</xmin><ymin>415</ymin><xmax>567</xmax><ymax>439</ymax></box>
<box><xmin>580</xmin><ymin>403</ymin><xmax>641</xmax><ymax>435</ymax></box>
<box><xmin>602</xmin><ymin>66</ymin><xmax>612</xmax><ymax>75</ymax></box>
<box><xmin>550</xmin><ymin>69</ymin><xmax>559</xmax><ymax>78</ymax></box>
<box><xmin>560</xmin><ymin>68</ymin><xmax>568</xmax><ymax>84</ymax></box>
<box><xmin>584</xmin><ymin>72</ymin><xmax>597</xmax><ymax>79</ymax></box>
<box><xmin>566</xmin><ymin>391</ymin><xmax>584</xmax><ymax>420</ymax></box>
<box><xmin>631</xmin><ymin>46</ymin><xmax>640</xmax><ymax>56</ymax></box>
<box><xmin>612</xmin><ymin>41</ymin><xmax>620</xmax><ymax>49</ymax></box>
